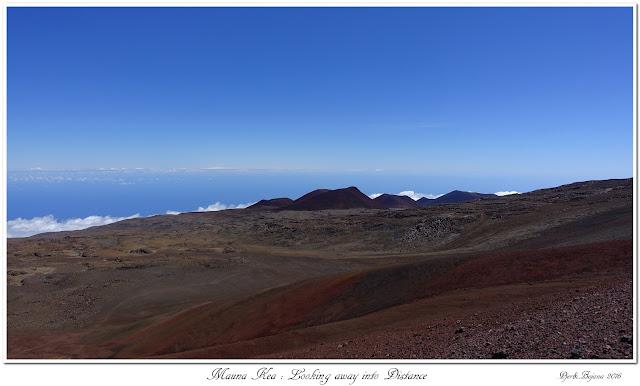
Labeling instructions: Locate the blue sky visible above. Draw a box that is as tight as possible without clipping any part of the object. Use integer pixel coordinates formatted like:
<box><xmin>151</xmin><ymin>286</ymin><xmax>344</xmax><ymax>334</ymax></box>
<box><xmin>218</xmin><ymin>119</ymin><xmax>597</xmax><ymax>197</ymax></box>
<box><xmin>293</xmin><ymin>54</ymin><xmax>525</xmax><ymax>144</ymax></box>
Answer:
<box><xmin>8</xmin><ymin>6</ymin><xmax>633</xmax><ymax>179</ymax></box>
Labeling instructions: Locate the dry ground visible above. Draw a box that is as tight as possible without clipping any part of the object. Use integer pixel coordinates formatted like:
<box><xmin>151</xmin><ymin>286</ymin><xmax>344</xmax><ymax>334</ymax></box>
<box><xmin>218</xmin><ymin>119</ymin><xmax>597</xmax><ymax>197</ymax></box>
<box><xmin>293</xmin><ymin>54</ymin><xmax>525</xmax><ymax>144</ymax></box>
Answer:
<box><xmin>6</xmin><ymin>178</ymin><xmax>634</xmax><ymax>359</ymax></box>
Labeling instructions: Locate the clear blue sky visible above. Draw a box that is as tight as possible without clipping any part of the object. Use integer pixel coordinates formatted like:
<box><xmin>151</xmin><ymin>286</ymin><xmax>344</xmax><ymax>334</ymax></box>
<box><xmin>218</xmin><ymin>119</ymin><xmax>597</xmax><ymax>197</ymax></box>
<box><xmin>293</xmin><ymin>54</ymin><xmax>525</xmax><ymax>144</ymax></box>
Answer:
<box><xmin>8</xmin><ymin>6</ymin><xmax>633</xmax><ymax>180</ymax></box>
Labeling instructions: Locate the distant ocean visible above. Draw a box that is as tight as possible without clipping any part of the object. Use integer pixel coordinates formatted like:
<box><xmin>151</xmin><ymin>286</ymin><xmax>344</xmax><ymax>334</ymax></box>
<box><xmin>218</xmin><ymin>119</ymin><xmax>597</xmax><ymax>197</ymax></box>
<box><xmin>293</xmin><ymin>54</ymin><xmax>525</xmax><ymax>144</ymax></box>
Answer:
<box><xmin>6</xmin><ymin>169</ymin><xmax>581</xmax><ymax>237</ymax></box>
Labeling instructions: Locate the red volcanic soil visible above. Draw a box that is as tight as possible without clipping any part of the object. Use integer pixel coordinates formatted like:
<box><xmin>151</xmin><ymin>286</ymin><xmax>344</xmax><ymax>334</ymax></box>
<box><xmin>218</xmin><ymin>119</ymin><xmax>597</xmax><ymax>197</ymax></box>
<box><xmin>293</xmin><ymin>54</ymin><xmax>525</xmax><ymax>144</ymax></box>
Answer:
<box><xmin>374</xmin><ymin>194</ymin><xmax>422</xmax><ymax>209</ymax></box>
<box><xmin>247</xmin><ymin>198</ymin><xmax>294</xmax><ymax>210</ymax></box>
<box><xmin>7</xmin><ymin>239</ymin><xmax>632</xmax><ymax>359</ymax></box>
<box><xmin>7</xmin><ymin>236</ymin><xmax>633</xmax><ymax>359</ymax></box>
<box><xmin>292</xmin><ymin>188</ymin><xmax>331</xmax><ymax>202</ymax></box>
<box><xmin>259</xmin><ymin>240</ymin><xmax>634</xmax><ymax>360</ymax></box>
<box><xmin>282</xmin><ymin>187</ymin><xmax>387</xmax><ymax>211</ymax></box>
<box><xmin>82</xmin><ymin>239</ymin><xmax>630</xmax><ymax>359</ymax></box>
<box><xmin>269</xmin><ymin>278</ymin><xmax>633</xmax><ymax>360</ymax></box>
<box><xmin>96</xmin><ymin>271</ymin><xmax>367</xmax><ymax>358</ymax></box>
<box><xmin>421</xmin><ymin>239</ymin><xmax>632</xmax><ymax>296</ymax></box>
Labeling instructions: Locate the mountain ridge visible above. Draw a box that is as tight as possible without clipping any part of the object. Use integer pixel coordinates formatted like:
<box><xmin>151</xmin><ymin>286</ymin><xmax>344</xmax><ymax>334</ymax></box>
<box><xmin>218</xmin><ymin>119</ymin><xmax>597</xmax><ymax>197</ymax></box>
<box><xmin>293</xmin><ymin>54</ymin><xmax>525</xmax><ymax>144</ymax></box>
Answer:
<box><xmin>279</xmin><ymin>186</ymin><xmax>387</xmax><ymax>211</ymax></box>
<box><xmin>248</xmin><ymin>187</ymin><xmax>499</xmax><ymax>211</ymax></box>
<box><xmin>373</xmin><ymin>193</ymin><xmax>423</xmax><ymax>209</ymax></box>
<box><xmin>418</xmin><ymin>190</ymin><xmax>496</xmax><ymax>206</ymax></box>
<box><xmin>247</xmin><ymin>198</ymin><xmax>293</xmax><ymax>210</ymax></box>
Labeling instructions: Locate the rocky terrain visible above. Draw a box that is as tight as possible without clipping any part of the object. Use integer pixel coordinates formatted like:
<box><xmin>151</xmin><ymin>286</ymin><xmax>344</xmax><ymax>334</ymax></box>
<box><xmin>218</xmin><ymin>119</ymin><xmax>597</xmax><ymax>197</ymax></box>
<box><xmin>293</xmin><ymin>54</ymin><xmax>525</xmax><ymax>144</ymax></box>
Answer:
<box><xmin>6</xmin><ymin>178</ymin><xmax>634</xmax><ymax>359</ymax></box>
<box><xmin>269</xmin><ymin>278</ymin><xmax>632</xmax><ymax>360</ymax></box>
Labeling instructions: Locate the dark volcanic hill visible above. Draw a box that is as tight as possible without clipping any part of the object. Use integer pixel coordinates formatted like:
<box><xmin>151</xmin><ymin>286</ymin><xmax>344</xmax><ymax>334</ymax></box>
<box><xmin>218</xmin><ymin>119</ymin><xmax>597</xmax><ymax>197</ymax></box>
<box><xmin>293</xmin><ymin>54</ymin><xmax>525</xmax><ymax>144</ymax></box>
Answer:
<box><xmin>294</xmin><ymin>188</ymin><xmax>331</xmax><ymax>202</ymax></box>
<box><xmin>281</xmin><ymin>186</ymin><xmax>387</xmax><ymax>211</ymax></box>
<box><xmin>247</xmin><ymin>198</ymin><xmax>293</xmax><ymax>210</ymax></box>
<box><xmin>418</xmin><ymin>190</ymin><xmax>496</xmax><ymax>206</ymax></box>
<box><xmin>374</xmin><ymin>194</ymin><xmax>422</xmax><ymax>209</ymax></box>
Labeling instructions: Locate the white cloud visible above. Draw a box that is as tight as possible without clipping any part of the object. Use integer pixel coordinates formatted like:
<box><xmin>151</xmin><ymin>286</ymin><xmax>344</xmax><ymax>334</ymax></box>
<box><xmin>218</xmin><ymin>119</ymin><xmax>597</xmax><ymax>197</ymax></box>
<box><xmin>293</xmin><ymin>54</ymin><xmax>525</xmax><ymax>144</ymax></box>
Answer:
<box><xmin>6</xmin><ymin>202</ymin><xmax>253</xmax><ymax>238</ymax></box>
<box><xmin>397</xmin><ymin>191</ymin><xmax>443</xmax><ymax>201</ymax></box>
<box><xmin>369</xmin><ymin>191</ymin><xmax>443</xmax><ymax>201</ymax></box>
<box><xmin>7</xmin><ymin>214</ymin><xmax>141</xmax><ymax>238</ymax></box>
<box><xmin>495</xmin><ymin>191</ymin><xmax>519</xmax><ymax>196</ymax></box>
<box><xmin>195</xmin><ymin>202</ymin><xmax>256</xmax><ymax>212</ymax></box>
<box><xmin>196</xmin><ymin>202</ymin><xmax>230</xmax><ymax>212</ymax></box>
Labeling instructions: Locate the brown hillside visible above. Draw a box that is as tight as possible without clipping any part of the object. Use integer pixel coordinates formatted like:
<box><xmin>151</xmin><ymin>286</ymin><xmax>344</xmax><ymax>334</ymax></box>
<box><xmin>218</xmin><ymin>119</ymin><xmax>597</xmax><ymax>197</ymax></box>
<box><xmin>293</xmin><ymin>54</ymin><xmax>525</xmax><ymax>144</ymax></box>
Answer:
<box><xmin>247</xmin><ymin>198</ymin><xmax>293</xmax><ymax>210</ymax></box>
<box><xmin>374</xmin><ymin>194</ymin><xmax>422</xmax><ymax>209</ymax></box>
<box><xmin>281</xmin><ymin>186</ymin><xmax>387</xmax><ymax>211</ymax></box>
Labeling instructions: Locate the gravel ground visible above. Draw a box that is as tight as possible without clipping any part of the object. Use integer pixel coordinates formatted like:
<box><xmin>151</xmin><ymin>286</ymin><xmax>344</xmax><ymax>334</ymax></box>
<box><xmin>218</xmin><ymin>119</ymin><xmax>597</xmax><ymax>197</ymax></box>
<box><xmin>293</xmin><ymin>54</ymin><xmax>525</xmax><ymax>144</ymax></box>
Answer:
<box><xmin>275</xmin><ymin>278</ymin><xmax>633</xmax><ymax>360</ymax></box>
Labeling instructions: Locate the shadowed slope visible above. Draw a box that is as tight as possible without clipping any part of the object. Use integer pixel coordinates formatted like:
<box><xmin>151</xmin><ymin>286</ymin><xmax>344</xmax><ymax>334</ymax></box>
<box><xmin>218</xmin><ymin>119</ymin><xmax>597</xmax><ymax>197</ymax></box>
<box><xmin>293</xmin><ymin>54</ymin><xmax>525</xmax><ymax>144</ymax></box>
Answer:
<box><xmin>247</xmin><ymin>198</ymin><xmax>293</xmax><ymax>210</ymax></box>
<box><xmin>111</xmin><ymin>239</ymin><xmax>631</xmax><ymax>359</ymax></box>
<box><xmin>374</xmin><ymin>194</ymin><xmax>422</xmax><ymax>209</ymax></box>
<box><xmin>281</xmin><ymin>187</ymin><xmax>387</xmax><ymax>211</ymax></box>
<box><xmin>419</xmin><ymin>190</ymin><xmax>495</xmax><ymax>206</ymax></box>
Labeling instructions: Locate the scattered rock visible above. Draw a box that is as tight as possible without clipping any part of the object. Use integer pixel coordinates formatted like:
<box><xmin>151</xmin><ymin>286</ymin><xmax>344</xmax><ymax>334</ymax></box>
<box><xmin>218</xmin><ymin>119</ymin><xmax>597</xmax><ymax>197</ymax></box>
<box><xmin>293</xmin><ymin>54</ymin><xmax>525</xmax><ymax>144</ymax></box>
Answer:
<box><xmin>570</xmin><ymin>348</ymin><xmax>581</xmax><ymax>359</ymax></box>
<box><xmin>130</xmin><ymin>248</ymin><xmax>152</xmax><ymax>254</ymax></box>
<box><xmin>491</xmin><ymin>351</ymin><xmax>508</xmax><ymax>359</ymax></box>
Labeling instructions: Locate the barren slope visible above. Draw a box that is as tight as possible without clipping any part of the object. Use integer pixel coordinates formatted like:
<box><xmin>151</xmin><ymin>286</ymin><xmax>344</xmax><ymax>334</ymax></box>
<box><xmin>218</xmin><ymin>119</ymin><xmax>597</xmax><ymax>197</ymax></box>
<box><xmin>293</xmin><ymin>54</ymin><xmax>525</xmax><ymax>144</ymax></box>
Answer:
<box><xmin>6</xmin><ymin>178</ymin><xmax>633</xmax><ymax>359</ymax></box>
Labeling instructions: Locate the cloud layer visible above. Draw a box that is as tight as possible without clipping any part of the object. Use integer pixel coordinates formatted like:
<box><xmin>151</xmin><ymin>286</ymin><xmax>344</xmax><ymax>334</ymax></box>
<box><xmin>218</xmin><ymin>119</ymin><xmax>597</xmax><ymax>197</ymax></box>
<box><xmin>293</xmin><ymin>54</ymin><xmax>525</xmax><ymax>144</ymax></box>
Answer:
<box><xmin>494</xmin><ymin>191</ymin><xmax>519</xmax><ymax>196</ymax></box>
<box><xmin>7</xmin><ymin>214</ymin><xmax>141</xmax><ymax>238</ymax></box>
<box><xmin>195</xmin><ymin>202</ymin><xmax>254</xmax><ymax>212</ymax></box>
<box><xmin>368</xmin><ymin>191</ymin><xmax>443</xmax><ymax>201</ymax></box>
<box><xmin>397</xmin><ymin>190</ymin><xmax>443</xmax><ymax>200</ymax></box>
<box><xmin>8</xmin><ymin>201</ymin><xmax>257</xmax><ymax>238</ymax></box>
